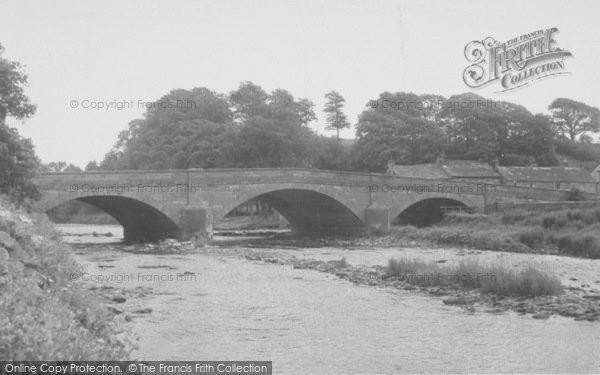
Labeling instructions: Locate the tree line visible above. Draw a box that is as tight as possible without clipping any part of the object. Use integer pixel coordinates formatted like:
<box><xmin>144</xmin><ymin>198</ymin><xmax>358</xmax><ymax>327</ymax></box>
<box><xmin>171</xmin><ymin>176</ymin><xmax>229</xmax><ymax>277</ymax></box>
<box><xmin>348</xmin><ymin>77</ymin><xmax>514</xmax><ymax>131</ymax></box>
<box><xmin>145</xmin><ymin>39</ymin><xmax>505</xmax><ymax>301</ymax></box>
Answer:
<box><xmin>2</xmin><ymin>42</ymin><xmax>600</xmax><ymax>205</ymax></box>
<box><xmin>86</xmin><ymin>83</ymin><xmax>600</xmax><ymax>173</ymax></box>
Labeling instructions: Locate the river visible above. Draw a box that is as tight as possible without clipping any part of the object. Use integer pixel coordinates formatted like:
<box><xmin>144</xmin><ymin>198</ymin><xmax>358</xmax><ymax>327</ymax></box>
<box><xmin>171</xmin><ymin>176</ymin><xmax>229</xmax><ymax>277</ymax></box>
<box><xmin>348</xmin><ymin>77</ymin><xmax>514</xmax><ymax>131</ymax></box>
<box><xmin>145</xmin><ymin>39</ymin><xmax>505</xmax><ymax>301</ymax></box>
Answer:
<box><xmin>58</xmin><ymin>224</ymin><xmax>600</xmax><ymax>374</ymax></box>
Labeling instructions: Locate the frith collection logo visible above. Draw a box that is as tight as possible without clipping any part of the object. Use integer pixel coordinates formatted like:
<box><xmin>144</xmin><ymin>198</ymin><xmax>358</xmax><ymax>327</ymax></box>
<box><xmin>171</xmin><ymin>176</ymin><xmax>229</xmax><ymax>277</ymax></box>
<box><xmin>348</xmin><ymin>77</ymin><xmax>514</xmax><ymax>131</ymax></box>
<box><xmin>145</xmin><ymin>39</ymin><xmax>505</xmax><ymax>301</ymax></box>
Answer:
<box><xmin>463</xmin><ymin>27</ymin><xmax>572</xmax><ymax>92</ymax></box>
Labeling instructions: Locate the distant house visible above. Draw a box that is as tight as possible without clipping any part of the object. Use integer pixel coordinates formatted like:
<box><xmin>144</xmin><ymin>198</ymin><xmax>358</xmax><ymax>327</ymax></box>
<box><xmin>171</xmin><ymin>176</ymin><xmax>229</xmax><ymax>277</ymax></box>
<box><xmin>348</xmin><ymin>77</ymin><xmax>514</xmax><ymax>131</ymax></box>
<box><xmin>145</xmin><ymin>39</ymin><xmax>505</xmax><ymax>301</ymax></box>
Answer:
<box><xmin>437</xmin><ymin>159</ymin><xmax>502</xmax><ymax>184</ymax></box>
<box><xmin>591</xmin><ymin>164</ymin><xmax>600</xmax><ymax>182</ymax></box>
<box><xmin>386</xmin><ymin>163</ymin><xmax>449</xmax><ymax>179</ymax></box>
<box><xmin>496</xmin><ymin>166</ymin><xmax>598</xmax><ymax>193</ymax></box>
<box><xmin>386</xmin><ymin>158</ymin><xmax>502</xmax><ymax>184</ymax></box>
<box><xmin>387</xmin><ymin>158</ymin><xmax>598</xmax><ymax>193</ymax></box>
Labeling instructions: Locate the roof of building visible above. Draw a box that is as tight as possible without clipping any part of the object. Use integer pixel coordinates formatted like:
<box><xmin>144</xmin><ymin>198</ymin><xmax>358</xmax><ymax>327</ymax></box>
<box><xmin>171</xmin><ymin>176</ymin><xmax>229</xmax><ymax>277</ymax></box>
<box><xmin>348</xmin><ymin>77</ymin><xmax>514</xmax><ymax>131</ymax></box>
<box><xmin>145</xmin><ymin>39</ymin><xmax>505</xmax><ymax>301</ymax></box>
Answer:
<box><xmin>387</xmin><ymin>164</ymin><xmax>449</xmax><ymax>179</ymax></box>
<box><xmin>556</xmin><ymin>154</ymin><xmax>597</xmax><ymax>172</ymax></box>
<box><xmin>440</xmin><ymin>160</ymin><xmax>501</xmax><ymax>179</ymax></box>
<box><xmin>497</xmin><ymin>166</ymin><xmax>596</xmax><ymax>183</ymax></box>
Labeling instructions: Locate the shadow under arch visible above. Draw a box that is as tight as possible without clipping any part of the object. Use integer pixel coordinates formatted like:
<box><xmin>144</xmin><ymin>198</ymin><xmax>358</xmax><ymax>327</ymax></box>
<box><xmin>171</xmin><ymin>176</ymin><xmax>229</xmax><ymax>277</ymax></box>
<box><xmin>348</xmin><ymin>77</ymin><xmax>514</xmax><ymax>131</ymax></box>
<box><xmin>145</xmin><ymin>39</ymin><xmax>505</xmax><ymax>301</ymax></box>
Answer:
<box><xmin>393</xmin><ymin>197</ymin><xmax>468</xmax><ymax>227</ymax></box>
<box><xmin>46</xmin><ymin>196</ymin><xmax>180</xmax><ymax>243</ymax></box>
<box><xmin>219</xmin><ymin>189</ymin><xmax>364</xmax><ymax>235</ymax></box>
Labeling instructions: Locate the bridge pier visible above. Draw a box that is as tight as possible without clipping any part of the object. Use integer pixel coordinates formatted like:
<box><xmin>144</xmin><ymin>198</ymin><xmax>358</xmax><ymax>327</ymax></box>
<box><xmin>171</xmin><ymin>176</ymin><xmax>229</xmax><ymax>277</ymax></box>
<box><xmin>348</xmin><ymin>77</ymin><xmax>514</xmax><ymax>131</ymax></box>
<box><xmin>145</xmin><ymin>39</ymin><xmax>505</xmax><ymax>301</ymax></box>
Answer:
<box><xmin>364</xmin><ymin>206</ymin><xmax>390</xmax><ymax>232</ymax></box>
<box><xmin>179</xmin><ymin>207</ymin><xmax>213</xmax><ymax>240</ymax></box>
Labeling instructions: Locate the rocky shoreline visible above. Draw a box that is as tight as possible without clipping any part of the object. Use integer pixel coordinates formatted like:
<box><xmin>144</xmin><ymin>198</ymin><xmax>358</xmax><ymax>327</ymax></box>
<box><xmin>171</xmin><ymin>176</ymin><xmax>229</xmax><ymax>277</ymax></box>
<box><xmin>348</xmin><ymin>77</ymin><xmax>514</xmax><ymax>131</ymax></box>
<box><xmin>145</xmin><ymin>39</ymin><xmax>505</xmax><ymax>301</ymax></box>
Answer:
<box><xmin>204</xmin><ymin>246</ymin><xmax>600</xmax><ymax>322</ymax></box>
<box><xmin>73</xmin><ymin>238</ymin><xmax>600</xmax><ymax>324</ymax></box>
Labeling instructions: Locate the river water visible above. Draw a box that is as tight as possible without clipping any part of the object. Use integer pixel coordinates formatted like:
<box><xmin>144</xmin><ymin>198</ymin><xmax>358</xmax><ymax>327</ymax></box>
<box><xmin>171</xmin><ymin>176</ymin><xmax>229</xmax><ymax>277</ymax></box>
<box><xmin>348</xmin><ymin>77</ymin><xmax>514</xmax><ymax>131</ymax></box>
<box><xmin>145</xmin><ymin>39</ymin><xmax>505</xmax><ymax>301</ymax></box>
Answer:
<box><xmin>59</xmin><ymin>224</ymin><xmax>600</xmax><ymax>374</ymax></box>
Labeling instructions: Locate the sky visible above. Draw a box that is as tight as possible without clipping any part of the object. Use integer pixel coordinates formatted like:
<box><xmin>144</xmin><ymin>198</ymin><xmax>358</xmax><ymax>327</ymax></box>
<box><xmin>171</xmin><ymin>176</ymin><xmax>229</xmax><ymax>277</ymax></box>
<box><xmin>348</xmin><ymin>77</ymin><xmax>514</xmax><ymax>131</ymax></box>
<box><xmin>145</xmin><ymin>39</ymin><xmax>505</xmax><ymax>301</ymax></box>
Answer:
<box><xmin>1</xmin><ymin>0</ymin><xmax>599</xmax><ymax>168</ymax></box>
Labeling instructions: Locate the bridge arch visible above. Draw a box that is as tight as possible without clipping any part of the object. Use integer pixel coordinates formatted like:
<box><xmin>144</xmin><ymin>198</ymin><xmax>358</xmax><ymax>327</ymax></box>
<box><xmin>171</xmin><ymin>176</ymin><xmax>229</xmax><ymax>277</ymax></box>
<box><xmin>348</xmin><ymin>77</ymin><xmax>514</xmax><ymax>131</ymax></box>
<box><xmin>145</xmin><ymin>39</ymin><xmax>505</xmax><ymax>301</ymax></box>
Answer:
<box><xmin>390</xmin><ymin>194</ymin><xmax>482</xmax><ymax>227</ymax></box>
<box><xmin>42</xmin><ymin>196</ymin><xmax>181</xmax><ymax>242</ymax></box>
<box><xmin>216</xmin><ymin>187</ymin><xmax>365</xmax><ymax>235</ymax></box>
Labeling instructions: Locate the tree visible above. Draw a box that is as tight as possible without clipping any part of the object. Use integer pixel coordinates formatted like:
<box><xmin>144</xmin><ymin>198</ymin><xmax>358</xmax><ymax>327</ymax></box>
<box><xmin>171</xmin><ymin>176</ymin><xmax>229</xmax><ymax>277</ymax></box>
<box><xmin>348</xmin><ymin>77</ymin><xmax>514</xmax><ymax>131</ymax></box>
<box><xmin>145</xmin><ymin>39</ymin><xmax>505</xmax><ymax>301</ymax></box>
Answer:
<box><xmin>323</xmin><ymin>91</ymin><xmax>350</xmax><ymax>140</ymax></box>
<box><xmin>354</xmin><ymin>109</ymin><xmax>444</xmax><ymax>171</ymax></box>
<box><xmin>0</xmin><ymin>44</ymin><xmax>36</xmax><ymax>121</ymax></box>
<box><xmin>438</xmin><ymin>93</ymin><xmax>548</xmax><ymax>164</ymax></box>
<box><xmin>0</xmin><ymin>122</ymin><xmax>40</xmax><ymax>203</ymax></box>
<box><xmin>549</xmin><ymin>98</ymin><xmax>600</xmax><ymax>141</ymax></box>
<box><xmin>315</xmin><ymin>137</ymin><xmax>353</xmax><ymax>171</ymax></box>
<box><xmin>232</xmin><ymin>104</ymin><xmax>319</xmax><ymax>168</ymax></box>
<box><xmin>0</xmin><ymin>43</ymin><xmax>40</xmax><ymax>204</ymax></box>
<box><xmin>41</xmin><ymin>161</ymin><xmax>83</xmax><ymax>172</ymax></box>
<box><xmin>506</xmin><ymin>114</ymin><xmax>558</xmax><ymax>166</ymax></box>
<box><xmin>297</xmin><ymin>98</ymin><xmax>317</xmax><ymax>126</ymax></box>
<box><xmin>230</xmin><ymin>81</ymin><xmax>270</xmax><ymax>121</ymax></box>
<box><xmin>85</xmin><ymin>160</ymin><xmax>99</xmax><ymax>171</ymax></box>
<box><xmin>228</xmin><ymin>84</ymin><xmax>322</xmax><ymax>168</ymax></box>
<box><xmin>98</xmin><ymin>87</ymin><xmax>236</xmax><ymax>170</ymax></box>
<box><xmin>97</xmin><ymin>83</ymin><xmax>325</xmax><ymax>170</ymax></box>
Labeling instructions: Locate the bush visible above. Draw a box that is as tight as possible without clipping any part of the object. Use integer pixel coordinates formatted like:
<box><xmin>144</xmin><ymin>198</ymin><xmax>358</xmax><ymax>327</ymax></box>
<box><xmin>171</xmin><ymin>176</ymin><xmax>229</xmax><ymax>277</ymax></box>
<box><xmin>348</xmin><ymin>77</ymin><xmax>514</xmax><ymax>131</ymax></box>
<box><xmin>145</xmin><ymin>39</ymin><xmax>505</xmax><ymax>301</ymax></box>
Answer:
<box><xmin>480</xmin><ymin>266</ymin><xmax>563</xmax><ymax>297</ymax></box>
<box><xmin>0</xmin><ymin>197</ymin><xmax>132</xmax><ymax>360</ymax></box>
<box><xmin>517</xmin><ymin>228</ymin><xmax>545</xmax><ymax>249</ymax></box>
<box><xmin>556</xmin><ymin>233</ymin><xmax>600</xmax><ymax>259</ymax></box>
<box><xmin>501</xmin><ymin>209</ymin><xmax>537</xmax><ymax>225</ymax></box>
<box><xmin>442</xmin><ymin>213</ymin><xmax>495</xmax><ymax>226</ymax></box>
<box><xmin>386</xmin><ymin>258</ymin><xmax>563</xmax><ymax>297</ymax></box>
<box><xmin>387</xmin><ymin>206</ymin><xmax>600</xmax><ymax>259</ymax></box>
<box><xmin>565</xmin><ymin>188</ymin><xmax>585</xmax><ymax>201</ymax></box>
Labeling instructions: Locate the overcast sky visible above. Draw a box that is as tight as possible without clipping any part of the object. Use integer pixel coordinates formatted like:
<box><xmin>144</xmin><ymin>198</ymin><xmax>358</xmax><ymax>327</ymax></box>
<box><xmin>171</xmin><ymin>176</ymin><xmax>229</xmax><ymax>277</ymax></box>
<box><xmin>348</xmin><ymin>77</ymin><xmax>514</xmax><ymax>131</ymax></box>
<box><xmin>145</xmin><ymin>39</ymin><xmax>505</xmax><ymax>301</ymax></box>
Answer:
<box><xmin>1</xmin><ymin>0</ymin><xmax>599</xmax><ymax>168</ymax></box>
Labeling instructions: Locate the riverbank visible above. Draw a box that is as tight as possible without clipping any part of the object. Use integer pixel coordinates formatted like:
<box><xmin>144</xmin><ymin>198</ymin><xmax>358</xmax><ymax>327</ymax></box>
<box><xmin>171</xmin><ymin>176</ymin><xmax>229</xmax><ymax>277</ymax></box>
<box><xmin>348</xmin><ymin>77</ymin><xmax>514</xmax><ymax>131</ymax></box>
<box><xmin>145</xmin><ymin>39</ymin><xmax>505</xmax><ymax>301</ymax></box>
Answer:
<box><xmin>105</xmin><ymin>236</ymin><xmax>600</xmax><ymax>323</ymax></box>
<box><xmin>370</xmin><ymin>207</ymin><xmax>600</xmax><ymax>259</ymax></box>
<box><xmin>236</xmin><ymin>206</ymin><xmax>600</xmax><ymax>259</ymax></box>
<box><xmin>63</xmin><ymin>239</ymin><xmax>599</xmax><ymax>373</ymax></box>
<box><xmin>203</xmin><ymin>246</ymin><xmax>600</xmax><ymax>322</ymax></box>
<box><xmin>0</xmin><ymin>200</ymin><xmax>133</xmax><ymax>360</ymax></box>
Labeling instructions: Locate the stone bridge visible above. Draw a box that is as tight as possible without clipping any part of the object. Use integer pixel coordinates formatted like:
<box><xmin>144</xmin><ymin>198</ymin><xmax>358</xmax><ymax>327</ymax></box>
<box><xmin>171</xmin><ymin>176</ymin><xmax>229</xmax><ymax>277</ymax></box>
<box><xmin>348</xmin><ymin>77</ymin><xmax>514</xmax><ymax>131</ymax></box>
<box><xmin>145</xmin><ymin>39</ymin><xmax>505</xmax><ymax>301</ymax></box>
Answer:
<box><xmin>32</xmin><ymin>168</ymin><xmax>599</xmax><ymax>242</ymax></box>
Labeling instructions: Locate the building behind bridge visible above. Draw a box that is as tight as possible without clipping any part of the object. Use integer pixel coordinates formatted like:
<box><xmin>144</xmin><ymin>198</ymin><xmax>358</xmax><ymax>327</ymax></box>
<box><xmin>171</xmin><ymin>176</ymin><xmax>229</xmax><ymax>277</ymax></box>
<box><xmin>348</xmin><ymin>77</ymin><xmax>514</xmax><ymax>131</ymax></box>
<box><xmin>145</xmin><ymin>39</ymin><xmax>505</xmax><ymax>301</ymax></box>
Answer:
<box><xmin>387</xmin><ymin>158</ymin><xmax>598</xmax><ymax>193</ymax></box>
<box><xmin>496</xmin><ymin>166</ymin><xmax>597</xmax><ymax>193</ymax></box>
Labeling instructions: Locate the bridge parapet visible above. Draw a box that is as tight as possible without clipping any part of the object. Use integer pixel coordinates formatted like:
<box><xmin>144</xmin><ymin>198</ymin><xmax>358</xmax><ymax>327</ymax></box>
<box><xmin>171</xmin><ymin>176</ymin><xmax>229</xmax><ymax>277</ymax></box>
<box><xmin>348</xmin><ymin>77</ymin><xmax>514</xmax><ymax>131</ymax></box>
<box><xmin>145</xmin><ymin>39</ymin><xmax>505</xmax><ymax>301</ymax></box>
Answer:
<box><xmin>33</xmin><ymin>168</ymin><xmax>600</xmax><ymax>242</ymax></box>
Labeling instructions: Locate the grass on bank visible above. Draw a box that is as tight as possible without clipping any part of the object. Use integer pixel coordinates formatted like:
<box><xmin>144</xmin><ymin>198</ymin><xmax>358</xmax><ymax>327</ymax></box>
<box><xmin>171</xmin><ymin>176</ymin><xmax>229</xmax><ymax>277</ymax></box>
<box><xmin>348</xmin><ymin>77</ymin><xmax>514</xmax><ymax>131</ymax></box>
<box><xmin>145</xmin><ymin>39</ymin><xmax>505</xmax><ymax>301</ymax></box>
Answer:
<box><xmin>386</xmin><ymin>258</ymin><xmax>563</xmax><ymax>297</ymax></box>
<box><xmin>381</xmin><ymin>207</ymin><xmax>600</xmax><ymax>259</ymax></box>
<box><xmin>0</xmin><ymin>197</ymin><xmax>131</xmax><ymax>360</ymax></box>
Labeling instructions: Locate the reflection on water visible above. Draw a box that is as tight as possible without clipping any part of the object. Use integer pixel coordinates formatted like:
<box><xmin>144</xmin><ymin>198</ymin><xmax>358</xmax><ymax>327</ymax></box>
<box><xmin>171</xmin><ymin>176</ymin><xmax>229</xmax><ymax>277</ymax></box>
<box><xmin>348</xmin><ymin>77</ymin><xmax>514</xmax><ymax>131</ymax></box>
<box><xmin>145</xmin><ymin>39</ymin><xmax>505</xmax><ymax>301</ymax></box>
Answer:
<box><xmin>59</xmin><ymin>225</ymin><xmax>600</xmax><ymax>374</ymax></box>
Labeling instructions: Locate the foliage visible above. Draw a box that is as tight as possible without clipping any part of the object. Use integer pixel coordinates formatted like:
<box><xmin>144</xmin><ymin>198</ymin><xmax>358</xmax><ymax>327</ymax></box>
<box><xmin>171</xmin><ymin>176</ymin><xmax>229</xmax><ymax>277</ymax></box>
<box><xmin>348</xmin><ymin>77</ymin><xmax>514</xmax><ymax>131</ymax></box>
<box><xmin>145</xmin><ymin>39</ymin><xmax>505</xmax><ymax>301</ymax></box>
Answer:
<box><xmin>439</xmin><ymin>93</ymin><xmax>557</xmax><ymax>165</ymax></box>
<box><xmin>0</xmin><ymin>198</ymin><xmax>132</xmax><ymax>360</ymax></box>
<box><xmin>232</xmin><ymin>112</ymin><xmax>318</xmax><ymax>168</ymax></box>
<box><xmin>386</xmin><ymin>258</ymin><xmax>562</xmax><ymax>297</ymax></box>
<box><xmin>554</xmin><ymin>137</ymin><xmax>600</xmax><ymax>162</ymax></box>
<box><xmin>0</xmin><ymin>44</ymin><xmax>40</xmax><ymax>204</ymax></box>
<box><xmin>565</xmin><ymin>187</ymin><xmax>585</xmax><ymax>201</ymax></box>
<box><xmin>93</xmin><ymin>83</ymin><xmax>600</xmax><ymax>174</ymax></box>
<box><xmin>0</xmin><ymin>44</ymin><xmax>36</xmax><ymax>121</ymax></box>
<box><xmin>549</xmin><ymin>98</ymin><xmax>600</xmax><ymax>141</ymax></box>
<box><xmin>315</xmin><ymin>137</ymin><xmax>354</xmax><ymax>171</ymax></box>
<box><xmin>323</xmin><ymin>91</ymin><xmax>350</xmax><ymax>140</ymax></box>
<box><xmin>40</xmin><ymin>161</ymin><xmax>83</xmax><ymax>172</ymax></box>
<box><xmin>0</xmin><ymin>122</ymin><xmax>40</xmax><ymax>204</ymax></box>
<box><xmin>354</xmin><ymin>91</ymin><xmax>558</xmax><ymax>171</ymax></box>
<box><xmin>99</xmin><ymin>87</ymin><xmax>236</xmax><ymax>170</ymax></box>
<box><xmin>99</xmin><ymin>82</ymin><xmax>321</xmax><ymax>170</ymax></box>
<box><xmin>355</xmin><ymin>108</ymin><xmax>445</xmax><ymax>171</ymax></box>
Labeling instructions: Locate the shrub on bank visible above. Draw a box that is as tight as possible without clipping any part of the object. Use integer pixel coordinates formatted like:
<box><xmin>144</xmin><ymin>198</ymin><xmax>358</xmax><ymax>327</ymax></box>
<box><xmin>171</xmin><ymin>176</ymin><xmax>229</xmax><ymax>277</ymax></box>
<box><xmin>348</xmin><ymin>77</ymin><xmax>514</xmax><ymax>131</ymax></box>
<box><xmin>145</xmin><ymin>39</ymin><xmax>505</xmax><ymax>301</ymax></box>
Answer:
<box><xmin>384</xmin><ymin>206</ymin><xmax>600</xmax><ymax>259</ymax></box>
<box><xmin>516</xmin><ymin>228</ymin><xmax>545</xmax><ymax>249</ymax></box>
<box><xmin>501</xmin><ymin>209</ymin><xmax>538</xmax><ymax>225</ymax></box>
<box><xmin>389</xmin><ymin>226</ymin><xmax>530</xmax><ymax>253</ymax></box>
<box><xmin>0</xmin><ymin>197</ymin><xmax>131</xmax><ymax>360</ymax></box>
<box><xmin>386</xmin><ymin>258</ymin><xmax>563</xmax><ymax>297</ymax></box>
<box><xmin>555</xmin><ymin>232</ymin><xmax>600</xmax><ymax>259</ymax></box>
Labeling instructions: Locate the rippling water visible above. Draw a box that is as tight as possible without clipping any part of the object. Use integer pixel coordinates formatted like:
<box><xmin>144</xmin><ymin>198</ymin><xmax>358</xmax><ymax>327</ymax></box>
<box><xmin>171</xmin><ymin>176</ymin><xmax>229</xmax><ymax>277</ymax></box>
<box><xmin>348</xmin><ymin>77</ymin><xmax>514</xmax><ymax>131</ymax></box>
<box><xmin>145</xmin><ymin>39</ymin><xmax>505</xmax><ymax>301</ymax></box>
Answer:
<box><xmin>59</xmin><ymin>225</ymin><xmax>600</xmax><ymax>374</ymax></box>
